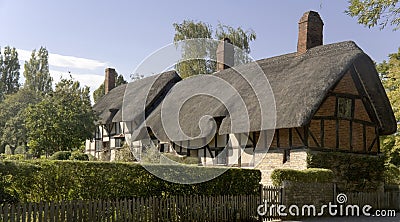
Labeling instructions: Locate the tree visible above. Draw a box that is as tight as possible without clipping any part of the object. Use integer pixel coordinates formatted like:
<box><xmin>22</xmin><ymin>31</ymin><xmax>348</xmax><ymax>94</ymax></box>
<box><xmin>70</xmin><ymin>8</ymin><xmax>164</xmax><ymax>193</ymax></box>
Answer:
<box><xmin>23</xmin><ymin>47</ymin><xmax>53</xmax><ymax>93</ymax></box>
<box><xmin>347</xmin><ymin>0</ymin><xmax>400</xmax><ymax>30</ymax></box>
<box><xmin>0</xmin><ymin>89</ymin><xmax>42</xmax><ymax>154</ymax></box>
<box><xmin>0</xmin><ymin>46</ymin><xmax>20</xmax><ymax>96</ymax></box>
<box><xmin>173</xmin><ymin>20</ymin><xmax>256</xmax><ymax>78</ymax></box>
<box><xmin>93</xmin><ymin>74</ymin><xmax>127</xmax><ymax>103</ymax></box>
<box><xmin>25</xmin><ymin>77</ymin><xmax>96</xmax><ymax>156</ymax></box>
<box><xmin>377</xmin><ymin>48</ymin><xmax>400</xmax><ymax>167</ymax></box>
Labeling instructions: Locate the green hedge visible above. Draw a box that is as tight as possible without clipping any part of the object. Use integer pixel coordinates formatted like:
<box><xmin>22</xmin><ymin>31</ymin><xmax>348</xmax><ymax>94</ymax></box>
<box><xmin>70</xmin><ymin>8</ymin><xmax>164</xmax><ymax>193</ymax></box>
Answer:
<box><xmin>307</xmin><ymin>151</ymin><xmax>385</xmax><ymax>191</ymax></box>
<box><xmin>0</xmin><ymin>154</ymin><xmax>26</xmax><ymax>160</ymax></box>
<box><xmin>0</xmin><ymin>160</ymin><xmax>261</xmax><ymax>203</ymax></box>
<box><xmin>271</xmin><ymin>168</ymin><xmax>334</xmax><ymax>186</ymax></box>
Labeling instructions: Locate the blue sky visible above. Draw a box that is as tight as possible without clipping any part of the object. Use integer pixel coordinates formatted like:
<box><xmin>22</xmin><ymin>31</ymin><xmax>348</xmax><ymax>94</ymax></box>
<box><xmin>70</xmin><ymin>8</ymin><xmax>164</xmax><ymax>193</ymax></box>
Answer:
<box><xmin>0</xmin><ymin>0</ymin><xmax>399</xmax><ymax>95</ymax></box>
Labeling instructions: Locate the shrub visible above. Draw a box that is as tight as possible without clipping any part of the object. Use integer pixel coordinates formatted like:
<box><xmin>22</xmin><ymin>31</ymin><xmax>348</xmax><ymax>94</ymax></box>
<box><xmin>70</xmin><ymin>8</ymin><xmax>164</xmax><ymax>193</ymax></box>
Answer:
<box><xmin>87</xmin><ymin>153</ymin><xmax>97</xmax><ymax>161</ymax></box>
<box><xmin>0</xmin><ymin>154</ymin><xmax>26</xmax><ymax>160</ymax></box>
<box><xmin>4</xmin><ymin>145</ymin><xmax>12</xmax><ymax>155</ymax></box>
<box><xmin>384</xmin><ymin>163</ymin><xmax>400</xmax><ymax>185</ymax></box>
<box><xmin>14</xmin><ymin>146</ymin><xmax>27</xmax><ymax>154</ymax></box>
<box><xmin>0</xmin><ymin>160</ymin><xmax>261</xmax><ymax>203</ymax></box>
<box><xmin>70</xmin><ymin>151</ymin><xmax>89</xmax><ymax>161</ymax></box>
<box><xmin>141</xmin><ymin>145</ymin><xmax>161</xmax><ymax>163</ymax></box>
<box><xmin>49</xmin><ymin>151</ymin><xmax>71</xmax><ymax>160</ymax></box>
<box><xmin>114</xmin><ymin>143</ymin><xmax>135</xmax><ymax>162</ymax></box>
<box><xmin>162</xmin><ymin>153</ymin><xmax>199</xmax><ymax>165</ymax></box>
<box><xmin>307</xmin><ymin>151</ymin><xmax>385</xmax><ymax>191</ymax></box>
<box><xmin>271</xmin><ymin>168</ymin><xmax>334</xmax><ymax>186</ymax></box>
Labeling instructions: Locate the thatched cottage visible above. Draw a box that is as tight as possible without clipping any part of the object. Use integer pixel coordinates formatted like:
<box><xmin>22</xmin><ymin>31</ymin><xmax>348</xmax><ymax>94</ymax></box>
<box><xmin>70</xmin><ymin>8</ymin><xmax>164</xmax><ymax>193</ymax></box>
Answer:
<box><xmin>85</xmin><ymin>11</ymin><xmax>396</xmax><ymax>185</ymax></box>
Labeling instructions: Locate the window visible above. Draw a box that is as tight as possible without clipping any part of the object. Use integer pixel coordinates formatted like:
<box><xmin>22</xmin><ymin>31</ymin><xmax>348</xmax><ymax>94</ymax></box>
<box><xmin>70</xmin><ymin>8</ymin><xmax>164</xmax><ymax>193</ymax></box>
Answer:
<box><xmin>337</xmin><ymin>97</ymin><xmax>352</xmax><ymax>119</ymax></box>
<box><xmin>215</xmin><ymin>148</ymin><xmax>227</xmax><ymax>165</ymax></box>
<box><xmin>115</xmin><ymin>123</ymin><xmax>121</xmax><ymax>134</ymax></box>
<box><xmin>159</xmin><ymin>143</ymin><xmax>165</xmax><ymax>153</ymax></box>
<box><xmin>283</xmin><ymin>149</ymin><xmax>290</xmax><ymax>163</ymax></box>
<box><xmin>95</xmin><ymin>127</ymin><xmax>102</xmax><ymax>139</ymax></box>
<box><xmin>95</xmin><ymin>141</ymin><xmax>103</xmax><ymax>151</ymax></box>
<box><xmin>115</xmin><ymin>138</ymin><xmax>125</xmax><ymax>148</ymax></box>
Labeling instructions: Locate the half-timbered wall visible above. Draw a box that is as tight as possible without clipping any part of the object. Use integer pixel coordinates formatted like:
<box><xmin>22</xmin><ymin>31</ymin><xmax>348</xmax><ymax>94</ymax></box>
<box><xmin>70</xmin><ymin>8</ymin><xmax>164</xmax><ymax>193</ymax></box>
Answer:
<box><xmin>270</xmin><ymin>127</ymin><xmax>306</xmax><ymax>149</ymax></box>
<box><xmin>311</xmin><ymin>71</ymin><xmax>379</xmax><ymax>153</ymax></box>
<box><xmin>85</xmin><ymin>122</ymin><xmax>128</xmax><ymax>161</ymax></box>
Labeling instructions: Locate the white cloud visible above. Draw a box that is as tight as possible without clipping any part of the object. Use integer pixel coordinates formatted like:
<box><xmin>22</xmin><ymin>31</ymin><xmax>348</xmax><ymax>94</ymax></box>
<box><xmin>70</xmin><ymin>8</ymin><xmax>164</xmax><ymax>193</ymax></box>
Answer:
<box><xmin>16</xmin><ymin>48</ymin><xmax>106</xmax><ymax>102</ymax></box>
<box><xmin>51</xmin><ymin>70</ymin><xmax>104</xmax><ymax>93</ymax></box>
<box><xmin>17</xmin><ymin>49</ymin><xmax>107</xmax><ymax>70</ymax></box>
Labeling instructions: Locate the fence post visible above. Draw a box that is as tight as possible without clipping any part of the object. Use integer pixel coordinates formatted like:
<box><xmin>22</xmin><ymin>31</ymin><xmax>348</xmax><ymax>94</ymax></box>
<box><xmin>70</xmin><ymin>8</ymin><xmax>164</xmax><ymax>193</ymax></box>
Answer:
<box><xmin>259</xmin><ymin>184</ymin><xmax>263</xmax><ymax>222</ymax></box>
<box><xmin>333</xmin><ymin>183</ymin><xmax>337</xmax><ymax>205</ymax></box>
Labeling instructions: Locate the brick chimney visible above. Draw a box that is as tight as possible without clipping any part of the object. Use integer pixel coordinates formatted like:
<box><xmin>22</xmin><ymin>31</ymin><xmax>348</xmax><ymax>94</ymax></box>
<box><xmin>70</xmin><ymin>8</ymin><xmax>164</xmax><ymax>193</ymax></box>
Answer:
<box><xmin>104</xmin><ymin>68</ymin><xmax>116</xmax><ymax>94</ymax></box>
<box><xmin>216</xmin><ymin>38</ymin><xmax>234</xmax><ymax>71</ymax></box>
<box><xmin>297</xmin><ymin>11</ymin><xmax>324</xmax><ymax>54</ymax></box>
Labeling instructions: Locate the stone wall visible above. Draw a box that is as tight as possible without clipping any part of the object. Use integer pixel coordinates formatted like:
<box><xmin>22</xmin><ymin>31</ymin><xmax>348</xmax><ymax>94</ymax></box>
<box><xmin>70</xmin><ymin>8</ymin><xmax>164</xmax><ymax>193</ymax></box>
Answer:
<box><xmin>256</xmin><ymin>148</ymin><xmax>308</xmax><ymax>185</ymax></box>
<box><xmin>281</xmin><ymin>181</ymin><xmax>334</xmax><ymax>218</ymax></box>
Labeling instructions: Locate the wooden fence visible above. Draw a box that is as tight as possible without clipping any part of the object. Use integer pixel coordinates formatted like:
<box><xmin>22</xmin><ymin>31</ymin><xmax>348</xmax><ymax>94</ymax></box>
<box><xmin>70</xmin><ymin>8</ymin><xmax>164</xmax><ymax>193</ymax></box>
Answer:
<box><xmin>0</xmin><ymin>195</ymin><xmax>260</xmax><ymax>222</ymax></box>
<box><xmin>345</xmin><ymin>191</ymin><xmax>400</xmax><ymax>211</ymax></box>
<box><xmin>260</xmin><ymin>186</ymin><xmax>283</xmax><ymax>221</ymax></box>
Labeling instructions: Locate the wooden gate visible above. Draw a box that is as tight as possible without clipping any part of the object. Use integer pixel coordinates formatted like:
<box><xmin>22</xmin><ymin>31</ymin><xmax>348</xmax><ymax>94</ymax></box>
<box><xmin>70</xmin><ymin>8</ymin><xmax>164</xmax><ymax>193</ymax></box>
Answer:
<box><xmin>260</xmin><ymin>185</ymin><xmax>283</xmax><ymax>221</ymax></box>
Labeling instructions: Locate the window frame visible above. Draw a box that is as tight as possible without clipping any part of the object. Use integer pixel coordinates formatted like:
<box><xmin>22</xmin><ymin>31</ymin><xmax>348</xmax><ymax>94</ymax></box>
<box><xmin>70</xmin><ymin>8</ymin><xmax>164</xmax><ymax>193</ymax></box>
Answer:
<box><xmin>336</xmin><ymin>97</ymin><xmax>354</xmax><ymax>119</ymax></box>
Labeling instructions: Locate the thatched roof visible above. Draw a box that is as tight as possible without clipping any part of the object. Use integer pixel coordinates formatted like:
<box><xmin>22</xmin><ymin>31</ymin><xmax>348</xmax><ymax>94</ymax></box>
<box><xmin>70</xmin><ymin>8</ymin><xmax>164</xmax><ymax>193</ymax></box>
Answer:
<box><xmin>94</xmin><ymin>41</ymin><xmax>396</xmax><ymax>141</ymax></box>
<box><xmin>143</xmin><ymin>41</ymin><xmax>396</xmax><ymax>141</ymax></box>
<box><xmin>93</xmin><ymin>84</ymin><xmax>127</xmax><ymax>124</ymax></box>
<box><xmin>93</xmin><ymin>70</ymin><xmax>181</xmax><ymax>126</ymax></box>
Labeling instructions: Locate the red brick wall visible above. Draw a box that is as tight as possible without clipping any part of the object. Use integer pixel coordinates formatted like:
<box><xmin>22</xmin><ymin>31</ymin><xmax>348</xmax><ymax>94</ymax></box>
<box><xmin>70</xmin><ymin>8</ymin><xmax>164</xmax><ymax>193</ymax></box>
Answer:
<box><xmin>333</xmin><ymin>72</ymin><xmax>359</xmax><ymax>95</ymax></box>
<box><xmin>354</xmin><ymin>99</ymin><xmax>371</xmax><ymax>122</ymax></box>
<box><xmin>309</xmin><ymin>71</ymin><xmax>378</xmax><ymax>153</ymax></box>
<box><xmin>270</xmin><ymin>128</ymin><xmax>305</xmax><ymax>149</ymax></box>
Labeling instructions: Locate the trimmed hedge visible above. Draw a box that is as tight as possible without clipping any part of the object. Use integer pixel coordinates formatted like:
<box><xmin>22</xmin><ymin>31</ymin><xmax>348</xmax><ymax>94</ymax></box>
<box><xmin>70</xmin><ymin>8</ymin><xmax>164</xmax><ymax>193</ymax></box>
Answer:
<box><xmin>0</xmin><ymin>160</ymin><xmax>261</xmax><ymax>203</ymax></box>
<box><xmin>271</xmin><ymin>168</ymin><xmax>334</xmax><ymax>186</ymax></box>
<box><xmin>0</xmin><ymin>154</ymin><xmax>26</xmax><ymax>160</ymax></box>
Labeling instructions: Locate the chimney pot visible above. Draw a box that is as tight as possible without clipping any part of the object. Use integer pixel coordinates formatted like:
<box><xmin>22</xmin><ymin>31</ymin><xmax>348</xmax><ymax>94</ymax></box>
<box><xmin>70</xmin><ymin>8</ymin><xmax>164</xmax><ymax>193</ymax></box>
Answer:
<box><xmin>216</xmin><ymin>38</ymin><xmax>234</xmax><ymax>71</ymax></box>
<box><xmin>105</xmin><ymin>68</ymin><xmax>116</xmax><ymax>94</ymax></box>
<box><xmin>297</xmin><ymin>11</ymin><xmax>324</xmax><ymax>54</ymax></box>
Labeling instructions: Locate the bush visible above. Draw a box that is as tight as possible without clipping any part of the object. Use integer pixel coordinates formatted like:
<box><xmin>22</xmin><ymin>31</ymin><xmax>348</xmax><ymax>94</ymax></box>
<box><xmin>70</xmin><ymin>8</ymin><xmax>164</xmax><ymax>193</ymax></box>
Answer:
<box><xmin>162</xmin><ymin>153</ymin><xmax>199</xmax><ymax>165</ymax></box>
<box><xmin>87</xmin><ymin>153</ymin><xmax>97</xmax><ymax>161</ymax></box>
<box><xmin>49</xmin><ymin>151</ymin><xmax>71</xmax><ymax>160</ymax></box>
<box><xmin>0</xmin><ymin>160</ymin><xmax>261</xmax><ymax>203</ymax></box>
<box><xmin>114</xmin><ymin>143</ymin><xmax>135</xmax><ymax>162</ymax></box>
<box><xmin>0</xmin><ymin>154</ymin><xmax>26</xmax><ymax>160</ymax></box>
<box><xmin>141</xmin><ymin>145</ymin><xmax>161</xmax><ymax>163</ymax></box>
<box><xmin>384</xmin><ymin>163</ymin><xmax>400</xmax><ymax>185</ymax></box>
<box><xmin>271</xmin><ymin>168</ymin><xmax>334</xmax><ymax>186</ymax></box>
<box><xmin>14</xmin><ymin>146</ymin><xmax>27</xmax><ymax>154</ymax></box>
<box><xmin>4</xmin><ymin>145</ymin><xmax>12</xmax><ymax>155</ymax></box>
<box><xmin>70</xmin><ymin>151</ymin><xmax>89</xmax><ymax>161</ymax></box>
<box><xmin>307</xmin><ymin>151</ymin><xmax>385</xmax><ymax>191</ymax></box>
